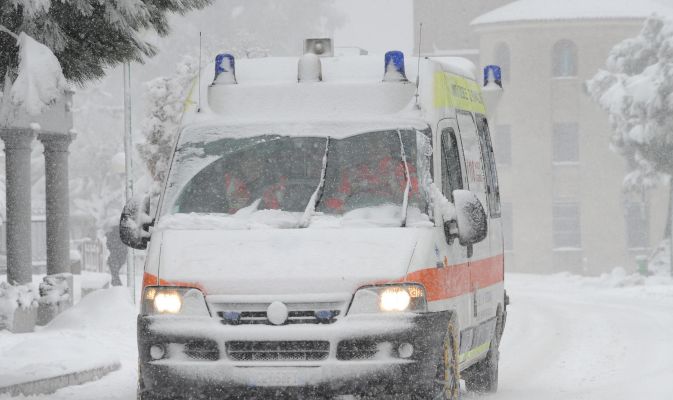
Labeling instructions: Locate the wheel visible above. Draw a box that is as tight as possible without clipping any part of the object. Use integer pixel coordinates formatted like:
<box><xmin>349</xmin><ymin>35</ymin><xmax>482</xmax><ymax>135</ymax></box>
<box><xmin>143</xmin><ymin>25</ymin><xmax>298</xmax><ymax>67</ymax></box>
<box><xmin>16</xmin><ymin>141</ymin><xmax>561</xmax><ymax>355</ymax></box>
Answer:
<box><xmin>463</xmin><ymin>310</ymin><xmax>502</xmax><ymax>393</ymax></box>
<box><xmin>412</xmin><ymin>313</ymin><xmax>461</xmax><ymax>400</ymax></box>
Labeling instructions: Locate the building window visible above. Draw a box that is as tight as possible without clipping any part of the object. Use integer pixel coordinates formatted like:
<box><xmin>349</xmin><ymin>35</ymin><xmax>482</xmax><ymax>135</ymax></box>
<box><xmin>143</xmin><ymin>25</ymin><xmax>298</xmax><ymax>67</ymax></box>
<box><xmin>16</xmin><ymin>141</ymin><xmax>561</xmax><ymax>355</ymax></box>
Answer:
<box><xmin>494</xmin><ymin>125</ymin><xmax>511</xmax><ymax>166</ymax></box>
<box><xmin>552</xmin><ymin>39</ymin><xmax>578</xmax><ymax>77</ymax></box>
<box><xmin>494</xmin><ymin>43</ymin><xmax>511</xmax><ymax>82</ymax></box>
<box><xmin>502</xmin><ymin>202</ymin><xmax>513</xmax><ymax>251</ymax></box>
<box><xmin>553</xmin><ymin>202</ymin><xmax>581</xmax><ymax>248</ymax></box>
<box><xmin>625</xmin><ymin>200</ymin><xmax>649</xmax><ymax>249</ymax></box>
<box><xmin>553</xmin><ymin>123</ymin><xmax>579</xmax><ymax>163</ymax></box>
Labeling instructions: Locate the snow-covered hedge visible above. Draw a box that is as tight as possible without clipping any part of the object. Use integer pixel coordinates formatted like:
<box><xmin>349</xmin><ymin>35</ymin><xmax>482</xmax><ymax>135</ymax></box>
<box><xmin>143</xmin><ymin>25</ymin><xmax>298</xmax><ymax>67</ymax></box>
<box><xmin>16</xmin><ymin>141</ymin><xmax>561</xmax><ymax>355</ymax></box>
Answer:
<box><xmin>0</xmin><ymin>282</ymin><xmax>37</xmax><ymax>330</ymax></box>
<box><xmin>38</xmin><ymin>273</ymin><xmax>72</xmax><ymax>306</ymax></box>
<box><xmin>649</xmin><ymin>240</ymin><xmax>671</xmax><ymax>276</ymax></box>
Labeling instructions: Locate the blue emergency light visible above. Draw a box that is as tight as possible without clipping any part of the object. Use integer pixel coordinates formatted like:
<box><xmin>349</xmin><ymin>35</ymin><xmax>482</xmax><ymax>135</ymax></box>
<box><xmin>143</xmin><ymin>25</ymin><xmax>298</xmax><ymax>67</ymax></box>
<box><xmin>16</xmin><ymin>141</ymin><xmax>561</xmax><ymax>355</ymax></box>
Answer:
<box><xmin>383</xmin><ymin>51</ymin><xmax>408</xmax><ymax>82</ymax></box>
<box><xmin>484</xmin><ymin>65</ymin><xmax>502</xmax><ymax>88</ymax></box>
<box><xmin>222</xmin><ymin>311</ymin><xmax>241</xmax><ymax>324</ymax></box>
<box><xmin>214</xmin><ymin>53</ymin><xmax>237</xmax><ymax>84</ymax></box>
<box><xmin>315</xmin><ymin>310</ymin><xmax>337</xmax><ymax>323</ymax></box>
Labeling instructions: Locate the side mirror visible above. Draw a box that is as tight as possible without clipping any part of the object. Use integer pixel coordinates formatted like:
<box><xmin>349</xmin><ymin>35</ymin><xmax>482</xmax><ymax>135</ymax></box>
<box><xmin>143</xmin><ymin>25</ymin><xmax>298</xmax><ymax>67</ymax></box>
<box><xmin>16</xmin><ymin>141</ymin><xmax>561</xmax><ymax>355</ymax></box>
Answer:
<box><xmin>119</xmin><ymin>195</ymin><xmax>154</xmax><ymax>250</ymax></box>
<box><xmin>445</xmin><ymin>190</ymin><xmax>488</xmax><ymax>246</ymax></box>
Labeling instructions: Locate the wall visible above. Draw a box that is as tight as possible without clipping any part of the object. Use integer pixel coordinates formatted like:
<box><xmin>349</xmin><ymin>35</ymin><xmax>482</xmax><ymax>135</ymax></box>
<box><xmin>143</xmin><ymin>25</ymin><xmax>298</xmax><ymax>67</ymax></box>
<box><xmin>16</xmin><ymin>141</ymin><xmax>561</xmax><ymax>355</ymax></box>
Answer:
<box><xmin>476</xmin><ymin>19</ymin><xmax>669</xmax><ymax>274</ymax></box>
<box><xmin>413</xmin><ymin>0</ymin><xmax>515</xmax><ymax>52</ymax></box>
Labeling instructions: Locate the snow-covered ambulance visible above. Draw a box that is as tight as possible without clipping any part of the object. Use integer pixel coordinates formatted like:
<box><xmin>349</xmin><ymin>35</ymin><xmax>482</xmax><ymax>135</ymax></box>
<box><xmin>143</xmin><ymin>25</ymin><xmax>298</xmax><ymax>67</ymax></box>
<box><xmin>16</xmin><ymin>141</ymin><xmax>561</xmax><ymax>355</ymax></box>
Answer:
<box><xmin>121</xmin><ymin>39</ymin><xmax>506</xmax><ymax>400</ymax></box>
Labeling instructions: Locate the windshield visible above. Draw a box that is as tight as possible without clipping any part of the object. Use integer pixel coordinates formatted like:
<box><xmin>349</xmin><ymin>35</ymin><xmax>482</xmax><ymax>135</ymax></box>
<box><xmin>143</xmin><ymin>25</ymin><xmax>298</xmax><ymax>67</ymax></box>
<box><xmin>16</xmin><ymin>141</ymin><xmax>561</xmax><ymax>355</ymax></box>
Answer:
<box><xmin>162</xmin><ymin>129</ymin><xmax>432</xmax><ymax>227</ymax></box>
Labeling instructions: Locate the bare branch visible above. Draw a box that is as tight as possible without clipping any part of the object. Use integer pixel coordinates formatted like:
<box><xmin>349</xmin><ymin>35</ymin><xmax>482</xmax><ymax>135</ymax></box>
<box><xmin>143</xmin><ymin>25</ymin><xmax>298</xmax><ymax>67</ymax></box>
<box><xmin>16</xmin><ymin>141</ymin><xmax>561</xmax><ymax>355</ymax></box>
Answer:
<box><xmin>0</xmin><ymin>25</ymin><xmax>19</xmax><ymax>41</ymax></box>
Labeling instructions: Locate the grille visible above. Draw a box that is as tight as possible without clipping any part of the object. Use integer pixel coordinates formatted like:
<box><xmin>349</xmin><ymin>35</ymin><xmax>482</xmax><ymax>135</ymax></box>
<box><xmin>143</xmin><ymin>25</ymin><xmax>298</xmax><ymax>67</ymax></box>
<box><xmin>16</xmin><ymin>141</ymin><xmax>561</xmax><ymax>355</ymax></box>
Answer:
<box><xmin>217</xmin><ymin>303</ymin><xmax>341</xmax><ymax>325</ymax></box>
<box><xmin>226</xmin><ymin>341</ymin><xmax>330</xmax><ymax>361</ymax></box>
<box><xmin>217</xmin><ymin>310</ymin><xmax>340</xmax><ymax>325</ymax></box>
<box><xmin>336</xmin><ymin>340</ymin><xmax>378</xmax><ymax>360</ymax></box>
<box><xmin>183</xmin><ymin>340</ymin><xmax>220</xmax><ymax>361</ymax></box>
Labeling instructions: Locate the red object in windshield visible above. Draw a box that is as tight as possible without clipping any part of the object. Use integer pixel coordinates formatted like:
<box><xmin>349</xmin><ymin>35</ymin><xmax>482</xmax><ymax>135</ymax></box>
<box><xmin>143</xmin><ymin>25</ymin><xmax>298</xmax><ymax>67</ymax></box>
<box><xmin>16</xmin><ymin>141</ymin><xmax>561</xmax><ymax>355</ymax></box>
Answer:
<box><xmin>324</xmin><ymin>156</ymin><xmax>418</xmax><ymax>212</ymax></box>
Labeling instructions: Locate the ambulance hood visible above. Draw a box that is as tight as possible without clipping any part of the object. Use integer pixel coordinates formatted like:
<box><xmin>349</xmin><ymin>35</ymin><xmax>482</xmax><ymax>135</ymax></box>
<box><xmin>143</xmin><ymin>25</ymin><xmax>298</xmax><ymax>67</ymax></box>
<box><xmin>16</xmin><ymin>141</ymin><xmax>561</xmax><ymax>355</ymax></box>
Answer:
<box><xmin>156</xmin><ymin>228</ymin><xmax>424</xmax><ymax>296</ymax></box>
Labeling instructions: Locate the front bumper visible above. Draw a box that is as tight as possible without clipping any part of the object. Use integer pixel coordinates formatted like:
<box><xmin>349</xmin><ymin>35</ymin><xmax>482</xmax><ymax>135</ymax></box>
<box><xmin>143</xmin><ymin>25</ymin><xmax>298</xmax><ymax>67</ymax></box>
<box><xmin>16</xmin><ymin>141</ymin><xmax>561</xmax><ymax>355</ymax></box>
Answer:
<box><xmin>138</xmin><ymin>311</ymin><xmax>451</xmax><ymax>397</ymax></box>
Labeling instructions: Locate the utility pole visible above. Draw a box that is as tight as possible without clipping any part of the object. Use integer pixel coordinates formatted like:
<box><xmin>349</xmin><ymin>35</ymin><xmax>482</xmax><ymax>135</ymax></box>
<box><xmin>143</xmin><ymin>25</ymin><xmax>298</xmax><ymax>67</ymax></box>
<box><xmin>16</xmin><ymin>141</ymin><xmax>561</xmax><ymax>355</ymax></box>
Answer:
<box><xmin>670</xmin><ymin>182</ymin><xmax>673</xmax><ymax>276</ymax></box>
<box><xmin>123</xmin><ymin>62</ymin><xmax>135</xmax><ymax>302</ymax></box>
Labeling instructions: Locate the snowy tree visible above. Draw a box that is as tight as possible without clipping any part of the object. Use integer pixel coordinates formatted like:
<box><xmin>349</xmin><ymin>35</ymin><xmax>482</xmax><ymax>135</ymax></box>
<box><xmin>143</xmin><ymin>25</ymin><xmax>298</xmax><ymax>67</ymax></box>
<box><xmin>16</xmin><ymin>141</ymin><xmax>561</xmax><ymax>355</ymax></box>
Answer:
<box><xmin>152</xmin><ymin>0</ymin><xmax>345</xmax><ymax>63</ymax></box>
<box><xmin>69</xmin><ymin>83</ymin><xmax>126</xmax><ymax>240</ymax></box>
<box><xmin>0</xmin><ymin>30</ymin><xmax>67</xmax><ymax>124</ymax></box>
<box><xmin>587</xmin><ymin>16</ymin><xmax>673</xmax><ymax>273</ymax></box>
<box><xmin>138</xmin><ymin>56</ymin><xmax>198</xmax><ymax>200</ymax></box>
<box><xmin>0</xmin><ymin>0</ymin><xmax>213</xmax><ymax>273</ymax></box>
<box><xmin>0</xmin><ymin>0</ymin><xmax>213</xmax><ymax>84</ymax></box>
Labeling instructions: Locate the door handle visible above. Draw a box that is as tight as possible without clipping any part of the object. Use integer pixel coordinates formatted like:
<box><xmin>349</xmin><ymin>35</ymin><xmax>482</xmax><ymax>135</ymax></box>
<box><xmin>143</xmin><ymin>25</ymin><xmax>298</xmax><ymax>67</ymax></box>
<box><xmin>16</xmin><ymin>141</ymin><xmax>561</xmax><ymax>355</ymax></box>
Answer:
<box><xmin>473</xmin><ymin>284</ymin><xmax>478</xmax><ymax>318</ymax></box>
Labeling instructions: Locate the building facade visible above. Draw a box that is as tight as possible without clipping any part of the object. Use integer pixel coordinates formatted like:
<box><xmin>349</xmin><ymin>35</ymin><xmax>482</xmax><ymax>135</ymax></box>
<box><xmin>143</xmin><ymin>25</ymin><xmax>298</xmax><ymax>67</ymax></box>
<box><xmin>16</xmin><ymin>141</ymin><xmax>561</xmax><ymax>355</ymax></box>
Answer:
<box><xmin>413</xmin><ymin>0</ymin><xmax>514</xmax><ymax>53</ymax></box>
<box><xmin>471</xmin><ymin>1</ymin><xmax>672</xmax><ymax>274</ymax></box>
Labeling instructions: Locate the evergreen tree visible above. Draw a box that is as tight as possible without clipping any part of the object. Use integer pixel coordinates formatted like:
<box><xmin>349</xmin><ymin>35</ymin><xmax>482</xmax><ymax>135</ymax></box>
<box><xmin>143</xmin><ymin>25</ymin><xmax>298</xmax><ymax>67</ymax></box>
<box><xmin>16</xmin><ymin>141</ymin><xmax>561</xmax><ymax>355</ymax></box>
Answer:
<box><xmin>0</xmin><ymin>0</ymin><xmax>213</xmax><ymax>84</ymax></box>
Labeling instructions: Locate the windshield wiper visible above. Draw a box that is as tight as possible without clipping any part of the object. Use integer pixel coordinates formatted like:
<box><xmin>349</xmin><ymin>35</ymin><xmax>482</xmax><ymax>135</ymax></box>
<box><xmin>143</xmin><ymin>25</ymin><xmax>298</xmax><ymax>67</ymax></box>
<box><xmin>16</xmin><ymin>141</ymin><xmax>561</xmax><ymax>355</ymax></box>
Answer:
<box><xmin>300</xmin><ymin>137</ymin><xmax>330</xmax><ymax>227</ymax></box>
<box><xmin>397</xmin><ymin>130</ymin><xmax>411</xmax><ymax>227</ymax></box>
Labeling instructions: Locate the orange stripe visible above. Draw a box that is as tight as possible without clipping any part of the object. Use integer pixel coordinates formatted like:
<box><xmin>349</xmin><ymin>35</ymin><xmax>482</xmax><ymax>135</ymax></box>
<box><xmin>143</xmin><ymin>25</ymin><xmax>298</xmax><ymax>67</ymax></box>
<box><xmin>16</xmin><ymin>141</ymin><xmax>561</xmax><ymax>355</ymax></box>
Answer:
<box><xmin>142</xmin><ymin>272</ymin><xmax>208</xmax><ymax>294</ymax></box>
<box><xmin>469</xmin><ymin>254</ymin><xmax>505</xmax><ymax>290</ymax></box>
<box><xmin>142</xmin><ymin>272</ymin><xmax>158</xmax><ymax>288</ymax></box>
<box><xmin>404</xmin><ymin>254</ymin><xmax>503</xmax><ymax>302</ymax></box>
<box><xmin>142</xmin><ymin>254</ymin><xmax>504</xmax><ymax>302</ymax></box>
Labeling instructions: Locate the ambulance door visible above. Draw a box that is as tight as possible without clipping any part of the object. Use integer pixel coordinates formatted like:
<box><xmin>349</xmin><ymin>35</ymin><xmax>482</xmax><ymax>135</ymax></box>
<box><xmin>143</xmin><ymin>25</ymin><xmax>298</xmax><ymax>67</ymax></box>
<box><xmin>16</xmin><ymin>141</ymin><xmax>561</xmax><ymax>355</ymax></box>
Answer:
<box><xmin>474</xmin><ymin>114</ymin><xmax>505</xmax><ymax>344</ymax></box>
<box><xmin>455</xmin><ymin>111</ymin><xmax>492</xmax><ymax>330</ymax></box>
<box><xmin>435</xmin><ymin>118</ymin><xmax>472</xmax><ymax>352</ymax></box>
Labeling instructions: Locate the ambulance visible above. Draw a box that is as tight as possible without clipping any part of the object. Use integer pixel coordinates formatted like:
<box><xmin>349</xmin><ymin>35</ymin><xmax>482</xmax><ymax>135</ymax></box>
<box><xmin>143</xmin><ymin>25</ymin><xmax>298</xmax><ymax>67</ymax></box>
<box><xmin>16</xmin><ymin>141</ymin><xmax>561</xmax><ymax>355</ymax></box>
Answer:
<box><xmin>121</xmin><ymin>39</ymin><xmax>507</xmax><ymax>400</ymax></box>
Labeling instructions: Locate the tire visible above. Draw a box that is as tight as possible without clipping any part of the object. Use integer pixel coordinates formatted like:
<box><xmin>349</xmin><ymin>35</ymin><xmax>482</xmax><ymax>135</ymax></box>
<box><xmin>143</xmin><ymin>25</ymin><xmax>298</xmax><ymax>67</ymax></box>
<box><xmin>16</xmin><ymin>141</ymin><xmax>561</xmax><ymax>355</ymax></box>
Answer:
<box><xmin>412</xmin><ymin>313</ymin><xmax>461</xmax><ymax>400</ymax></box>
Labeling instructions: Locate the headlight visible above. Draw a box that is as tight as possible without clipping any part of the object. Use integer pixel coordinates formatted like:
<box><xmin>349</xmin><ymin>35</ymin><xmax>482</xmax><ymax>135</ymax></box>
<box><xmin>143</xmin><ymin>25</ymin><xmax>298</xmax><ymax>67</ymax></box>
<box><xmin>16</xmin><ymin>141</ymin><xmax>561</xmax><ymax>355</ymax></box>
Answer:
<box><xmin>142</xmin><ymin>286</ymin><xmax>210</xmax><ymax>316</ymax></box>
<box><xmin>380</xmin><ymin>287</ymin><xmax>411</xmax><ymax>311</ymax></box>
<box><xmin>154</xmin><ymin>290</ymin><xmax>182</xmax><ymax>313</ymax></box>
<box><xmin>349</xmin><ymin>284</ymin><xmax>427</xmax><ymax>314</ymax></box>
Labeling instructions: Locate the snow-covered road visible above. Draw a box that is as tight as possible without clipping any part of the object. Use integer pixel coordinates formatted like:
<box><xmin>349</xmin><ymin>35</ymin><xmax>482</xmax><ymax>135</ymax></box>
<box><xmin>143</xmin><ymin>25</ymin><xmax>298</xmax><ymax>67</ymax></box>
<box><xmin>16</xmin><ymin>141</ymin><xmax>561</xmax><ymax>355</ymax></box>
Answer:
<box><xmin>3</xmin><ymin>273</ymin><xmax>672</xmax><ymax>400</ymax></box>
<box><xmin>472</xmin><ymin>273</ymin><xmax>673</xmax><ymax>400</ymax></box>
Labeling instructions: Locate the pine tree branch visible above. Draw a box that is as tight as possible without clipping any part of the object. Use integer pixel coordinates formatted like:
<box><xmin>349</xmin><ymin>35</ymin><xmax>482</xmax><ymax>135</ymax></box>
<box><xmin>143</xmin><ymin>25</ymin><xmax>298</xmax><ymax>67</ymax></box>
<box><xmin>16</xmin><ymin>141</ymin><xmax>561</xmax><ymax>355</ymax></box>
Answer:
<box><xmin>0</xmin><ymin>25</ymin><xmax>18</xmax><ymax>41</ymax></box>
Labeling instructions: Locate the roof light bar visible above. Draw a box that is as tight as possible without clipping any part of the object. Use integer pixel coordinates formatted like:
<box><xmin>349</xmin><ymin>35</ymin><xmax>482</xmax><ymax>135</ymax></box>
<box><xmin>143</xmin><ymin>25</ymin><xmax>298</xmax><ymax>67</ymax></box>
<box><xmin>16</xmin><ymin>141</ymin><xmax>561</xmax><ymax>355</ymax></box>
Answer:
<box><xmin>383</xmin><ymin>51</ymin><xmax>408</xmax><ymax>82</ymax></box>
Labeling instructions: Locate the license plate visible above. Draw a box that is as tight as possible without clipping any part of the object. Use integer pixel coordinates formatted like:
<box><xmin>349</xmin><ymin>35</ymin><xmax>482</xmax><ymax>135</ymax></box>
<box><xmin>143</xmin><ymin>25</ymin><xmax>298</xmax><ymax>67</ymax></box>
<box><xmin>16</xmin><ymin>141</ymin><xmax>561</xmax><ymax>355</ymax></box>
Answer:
<box><xmin>247</xmin><ymin>369</ymin><xmax>301</xmax><ymax>387</ymax></box>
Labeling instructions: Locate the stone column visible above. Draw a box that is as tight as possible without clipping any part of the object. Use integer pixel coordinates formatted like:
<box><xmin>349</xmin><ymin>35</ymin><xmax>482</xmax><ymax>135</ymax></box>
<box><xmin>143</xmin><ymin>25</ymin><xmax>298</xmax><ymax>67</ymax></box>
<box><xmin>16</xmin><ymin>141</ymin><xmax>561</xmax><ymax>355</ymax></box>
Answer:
<box><xmin>0</xmin><ymin>128</ymin><xmax>35</xmax><ymax>285</ymax></box>
<box><xmin>38</xmin><ymin>132</ymin><xmax>75</xmax><ymax>276</ymax></box>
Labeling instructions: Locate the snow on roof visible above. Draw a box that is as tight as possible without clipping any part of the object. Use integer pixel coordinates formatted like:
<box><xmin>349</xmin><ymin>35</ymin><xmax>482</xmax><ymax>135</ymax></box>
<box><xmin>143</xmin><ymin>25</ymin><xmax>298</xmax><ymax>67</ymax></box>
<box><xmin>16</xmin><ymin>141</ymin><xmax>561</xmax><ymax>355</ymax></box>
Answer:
<box><xmin>207</xmin><ymin>81</ymin><xmax>417</xmax><ymax>119</ymax></box>
<box><xmin>180</xmin><ymin>117</ymin><xmax>429</xmax><ymax>145</ymax></box>
<box><xmin>213</xmin><ymin>54</ymin><xmax>475</xmax><ymax>85</ymax></box>
<box><xmin>188</xmin><ymin>55</ymin><xmax>475</xmax><ymax>115</ymax></box>
<box><xmin>181</xmin><ymin>54</ymin><xmax>476</xmax><ymax>133</ymax></box>
<box><xmin>472</xmin><ymin>0</ymin><xmax>673</xmax><ymax>26</ymax></box>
